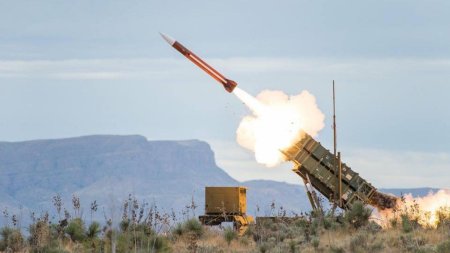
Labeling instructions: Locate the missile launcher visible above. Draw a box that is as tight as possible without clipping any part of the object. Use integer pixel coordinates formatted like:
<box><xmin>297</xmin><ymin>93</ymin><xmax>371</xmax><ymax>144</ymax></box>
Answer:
<box><xmin>282</xmin><ymin>132</ymin><xmax>397</xmax><ymax>210</ymax></box>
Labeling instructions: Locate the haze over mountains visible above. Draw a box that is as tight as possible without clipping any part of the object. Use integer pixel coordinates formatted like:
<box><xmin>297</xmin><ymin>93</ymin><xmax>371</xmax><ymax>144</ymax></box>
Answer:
<box><xmin>0</xmin><ymin>135</ymin><xmax>437</xmax><ymax>225</ymax></box>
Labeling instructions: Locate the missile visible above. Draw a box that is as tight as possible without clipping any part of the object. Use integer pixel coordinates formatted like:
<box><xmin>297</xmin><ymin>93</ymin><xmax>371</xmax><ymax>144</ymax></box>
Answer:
<box><xmin>160</xmin><ymin>33</ymin><xmax>237</xmax><ymax>93</ymax></box>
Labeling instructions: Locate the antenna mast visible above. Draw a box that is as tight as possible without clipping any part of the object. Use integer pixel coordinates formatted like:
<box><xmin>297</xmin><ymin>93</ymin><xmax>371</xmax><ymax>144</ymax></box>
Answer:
<box><xmin>333</xmin><ymin>80</ymin><xmax>337</xmax><ymax>159</ymax></box>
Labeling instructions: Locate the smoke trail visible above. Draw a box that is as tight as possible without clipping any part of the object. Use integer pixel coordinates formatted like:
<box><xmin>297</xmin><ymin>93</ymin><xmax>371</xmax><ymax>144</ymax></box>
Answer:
<box><xmin>233</xmin><ymin>87</ymin><xmax>325</xmax><ymax>167</ymax></box>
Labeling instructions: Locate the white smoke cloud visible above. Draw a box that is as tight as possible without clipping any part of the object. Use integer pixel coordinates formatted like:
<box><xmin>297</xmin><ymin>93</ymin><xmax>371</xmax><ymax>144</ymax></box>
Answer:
<box><xmin>234</xmin><ymin>88</ymin><xmax>325</xmax><ymax>167</ymax></box>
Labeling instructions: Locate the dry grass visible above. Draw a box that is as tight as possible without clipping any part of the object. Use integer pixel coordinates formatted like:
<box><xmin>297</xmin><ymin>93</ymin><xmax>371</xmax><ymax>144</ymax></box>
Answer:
<box><xmin>1</xmin><ymin>196</ymin><xmax>448</xmax><ymax>252</ymax></box>
<box><xmin>170</xmin><ymin>227</ymin><xmax>256</xmax><ymax>253</ymax></box>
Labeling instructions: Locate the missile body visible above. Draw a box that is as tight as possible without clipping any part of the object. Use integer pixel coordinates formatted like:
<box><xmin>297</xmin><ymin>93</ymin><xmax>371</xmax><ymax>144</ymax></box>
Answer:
<box><xmin>160</xmin><ymin>33</ymin><xmax>237</xmax><ymax>93</ymax></box>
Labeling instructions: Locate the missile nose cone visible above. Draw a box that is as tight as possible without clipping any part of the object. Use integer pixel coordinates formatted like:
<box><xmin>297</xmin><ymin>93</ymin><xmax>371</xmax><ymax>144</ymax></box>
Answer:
<box><xmin>159</xmin><ymin>32</ymin><xmax>175</xmax><ymax>46</ymax></box>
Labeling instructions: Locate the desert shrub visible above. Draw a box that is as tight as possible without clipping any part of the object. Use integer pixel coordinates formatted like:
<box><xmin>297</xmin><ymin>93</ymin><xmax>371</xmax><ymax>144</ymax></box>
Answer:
<box><xmin>197</xmin><ymin>245</ymin><xmax>223</xmax><ymax>253</ymax></box>
<box><xmin>436</xmin><ymin>239</ymin><xmax>450</xmax><ymax>253</ymax></box>
<box><xmin>29</xmin><ymin>238</ymin><xmax>66</xmax><ymax>253</ymax></box>
<box><xmin>223</xmin><ymin>227</ymin><xmax>237</xmax><ymax>246</ymax></box>
<box><xmin>34</xmin><ymin>247</ymin><xmax>69</xmax><ymax>253</ymax></box>
<box><xmin>294</xmin><ymin>218</ymin><xmax>308</xmax><ymax>229</ymax></box>
<box><xmin>322</xmin><ymin>216</ymin><xmax>334</xmax><ymax>230</ymax></box>
<box><xmin>250</xmin><ymin>218</ymin><xmax>303</xmax><ymax>245</ymax></box>
<box><xmin>0</xmin><ymin>227</ymin><xmax>13</xmax><ymax>251</ymax></box>
<box><xmin>329</xmin><ymin>246</ymin><xmax>346</xmax><ymax>253</ymax></box>
<box><xmin>344</xmin><ymin>201</ymin><xmax>372</xmax><ymax>229</ymax></box>
<box><xmin>29</xmin><ymin>220</ymin><xmax>52</xmax><ymax>251</ymax></box>
<box><xmin>287</xmin><ymin>239</ymin><xmax>297</xmax><ymax>253</ymax></box>
<box><xmin>65</xmin><ymin>218</ymin><xmax>86</xmax><ymax>242</ymax></box>
<box><xmin>119</xmin><ymin>219</ymin><xmax>130</xmax><ymax>232</ymax></box>
<box><xmin>116</xmin><ymin>231</ymin><xmax>131</xmax><ymax>253</ymax></box>
<box><xmin>150</xmin><ymin>235</ymin><xmax>170</xmax><ymax>252</ymax></box>
<box><xmin>0</xmin><ymin>227</ymin><xmax>24</xmax><ymax>252</ymax></box>
<box><xmin>87</xmin><ymin>221</ymin><xmax>101</xmax><ymax>239</ymax></box>
<box><xmin>259</xmin><ymin>242</ymin><xmax>270</xmax><ymax>253</ymax></box>
<box><xmin>389</xmin><ymin>217</ymin><xmax>398</xmax><ymax>228</ymax></box>
<box><xmin>172</xmin><ymin>222</ymin><xmax>184</xmax><ymax>236</ymax></box>
<box><xmin>401</xmin><ymin>214</ymin><xmax>413</xmax><ymax>233</ymax></box>
<box><xmin>183</xmin><ymin>218</ymin><xmax>203</xmax><ymax>237</ymax></box>
<box><xmin>310</xmin><ymin>218</ymin><xmax>320</xmax><ymax>236</ymax></box>
<box><xmin>117</xmin><ymin>223</ymin><xmax>159</xmax><ymax>253</ymax></box>
<box><xmin>7</xmin><ymin>229</ymin><xmax>24</xmax><ymax>252</ymax></box>
<box><xmin>349</xmin><ymin>232</ymin><xmax>368</xmax><ymax>253</ymax></box>
<box><xmin>364</xmin><ymin>221</ymin><xmax>382</xmax><ymax>234</ymax></box>
<box><xmin>311</xmin><ymin>236</ymin><xmax>320</xmax><ymax>249</ymax></box>
<box><xmin>436</xmin><ymin>206</ymin><xmax>450</xmax><ymax>229</ymax></box>
<box><xmin>243</xmin><ymin>223</ymin><xmax>255</xmax><ymax>237</ymax></box>
<box><xmin>239</xmin><ymin>235</ymin><xmax>251</xmax><ymax>247</ymax></box>
<box><xmin>82</xmin><ymin>238</ymin><xmax>102</xmax><ymax>253</ymax></box>
<box><xmin>368</xmin><ymin>240</ymin><xmax>385</xmax><ymax>252</ymax></box>
<box><xmin>415</xmin><ymin>245</ymin><xmax>436</xmax><ymax>253</ymax></box>
<box><xmin>83</xmin><ymin>222</ymin><xmax>102</xmax><ymax>252</ymax></box>
<box><xmin>399</xmin><ymin>234</ymin><xmax>417</xmax><ymax>252</ymax></box>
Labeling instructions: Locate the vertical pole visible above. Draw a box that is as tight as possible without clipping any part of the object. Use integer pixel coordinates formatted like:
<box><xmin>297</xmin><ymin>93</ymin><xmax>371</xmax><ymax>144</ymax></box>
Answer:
<box><xmin>333</xmin><ymin>81</ymin><xmax>338</xmax><ymax>202</ymax></box>
<box><xmin>338</xmin><ymin>152</ymin><xmax>342</xmax><ymax>207</ymax></box>
<box><xmin>333</xmin><ymin>80</ymin><xmax>337</xmax><ymax>162</ymax></box>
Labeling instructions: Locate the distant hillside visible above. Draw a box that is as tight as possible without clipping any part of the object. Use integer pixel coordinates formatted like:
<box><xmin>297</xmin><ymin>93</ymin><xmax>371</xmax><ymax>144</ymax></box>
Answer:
<box><xmin>0</xmin><ymin>135</ymin><xmax>309</xmax><ymax>223</ymax></box>
<box><xmin>0</xmin><ymin>135</ymin><xmax>441</xmax><ymax>225</ymax></box>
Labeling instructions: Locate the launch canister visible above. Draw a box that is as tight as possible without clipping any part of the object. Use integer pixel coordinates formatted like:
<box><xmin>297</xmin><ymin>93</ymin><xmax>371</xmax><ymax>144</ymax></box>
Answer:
<box><xmin>160</xmin><ymin>33</ymin><xmax>237</xmax><ymax>93</ymax></box>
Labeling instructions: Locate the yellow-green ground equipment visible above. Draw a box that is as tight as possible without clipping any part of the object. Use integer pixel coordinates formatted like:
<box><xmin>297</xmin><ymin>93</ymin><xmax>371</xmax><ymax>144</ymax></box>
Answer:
<box><xmin>199</xmin><ymin>187</ymin><xmax>254</xmax><ymax>235</ymax></box>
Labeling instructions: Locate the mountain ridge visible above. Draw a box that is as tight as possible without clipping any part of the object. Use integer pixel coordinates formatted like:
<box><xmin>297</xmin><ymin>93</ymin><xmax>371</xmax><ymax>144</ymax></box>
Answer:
<box><xmin>0</xmin><ymin>134</ymin><xmax>441</xmax><ymax>225</ymax></box>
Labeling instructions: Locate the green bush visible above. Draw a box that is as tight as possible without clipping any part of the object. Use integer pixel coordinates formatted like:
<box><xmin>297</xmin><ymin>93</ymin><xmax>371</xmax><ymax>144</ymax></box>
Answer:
<box><xmin>149</xmin><ymin>235</ymin><xmax>170</xmax><ymax>252</ymax></box>
<box><xmin>119</xmin><ymin>219</ymin><xmax>130</xmax><ymax>232</ymax></box>
<box><xmin>294</xmin><ymin>218</ymin><xmax>308</xmax><ymax>229</ymax></box>
<box><xmin>87</xmin><ymin>221</ymin><xmax>101</xmax><ymax>239</ymax></box>
<box><xmin>322</xmin><ymin>215</ymin><xmax>340</xmax><ymax>230</ymax></box>
<box><xmin>436</xmin><ymin>239</ymin><xmax>450</xmax><ymax>253</ymax></box>
<box><xmin>65</xmin><ymin>218</ymin><xmax>86</xmax><ymax>242</ymax></box>
<box><xmin>183</xmin><ymin>218</ymin><xmax>203</xmax><ymax>237</ymax></box>
<box><xmin>288</xmin><ymin>239</ymin><xmax>297</xmax><ymax>253</ymax></box>
<box><xmin>401</xmin><ymin>214</ymin><xmax>413</xmax><ymax>233</ymax></box>
<box><xmin>259</xmin><ymin>242</ymin><xmax>270</xmax><ymax>253</ymax></box>
<box><xmin>0</xmin><ymin>227</ymin><xmax>12</xmax><ymax>251</ymax></box>
<box><xmin>172</xmin><ymin>222</ymin><xmax>184</xmax><ymax>236</ymax></box>
<box><xmin>223</xmin><ymin>227</ymin><xmax>237</xmax><ymax>246</ymax></box>
<box><xmin>311</xmin><ymin>236</ymin><xmax>320</xmax><ymax>249</ymax></box>
<box><xmin>344</xmin><ymin>201</ymin><xmax>372</xmax><ymax>229</ymax></box>
<box><xmin>389</xmin><ymin>217</ymin><xmax>398</xmax><ymax>228</ymax></box>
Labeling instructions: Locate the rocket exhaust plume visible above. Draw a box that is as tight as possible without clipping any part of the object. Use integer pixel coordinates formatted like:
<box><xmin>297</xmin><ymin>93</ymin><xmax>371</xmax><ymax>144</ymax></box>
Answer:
<box><xmin>232</xmin><ymin>87</ymin><xmax>325</xmax><ymax>166</ymax></box>
<box><xmin>375</xmin><ymin>189</ymin><xmax>450</xmax><ymax>228</ymax></box>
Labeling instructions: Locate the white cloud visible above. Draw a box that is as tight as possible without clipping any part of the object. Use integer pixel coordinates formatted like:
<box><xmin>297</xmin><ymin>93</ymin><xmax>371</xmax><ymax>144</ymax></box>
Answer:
<box><xmin>0</xmin><ymin>57</ymin><xmax>449</xmax><ymax>81</ymax></box>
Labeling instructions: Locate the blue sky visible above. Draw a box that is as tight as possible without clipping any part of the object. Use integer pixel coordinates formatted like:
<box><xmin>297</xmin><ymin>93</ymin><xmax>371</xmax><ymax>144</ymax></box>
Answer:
<box><xmin>0</xmin><ymin>1</ymin><xmax>449</xmax><ymax>188</ymax></box>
